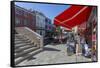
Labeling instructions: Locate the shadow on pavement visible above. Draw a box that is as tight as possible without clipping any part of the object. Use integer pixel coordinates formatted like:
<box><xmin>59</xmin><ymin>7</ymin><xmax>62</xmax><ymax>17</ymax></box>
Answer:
<box><xmin>43</xmin><ymin>47</ymin><xmax>61</xmax><ymax>52</ymax></box>
<box><xmin>27</xmin><ymin>56</ymin><xmax>36</xmax><ymax>61</ymax></box>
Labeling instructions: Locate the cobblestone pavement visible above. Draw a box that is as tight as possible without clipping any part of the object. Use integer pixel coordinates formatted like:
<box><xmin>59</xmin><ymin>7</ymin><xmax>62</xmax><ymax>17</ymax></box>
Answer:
<box><xmin>18</xmin><ymin>44</ymin><xmax>92</xmax><ymax>66</ymax></box>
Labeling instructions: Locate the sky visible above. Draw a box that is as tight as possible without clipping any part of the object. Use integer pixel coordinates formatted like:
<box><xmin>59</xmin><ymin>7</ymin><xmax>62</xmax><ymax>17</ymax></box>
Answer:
<box><xmin>15</xmin><ymin>2</ymin><xmax>70</xmax><ymax>23</ymax></box>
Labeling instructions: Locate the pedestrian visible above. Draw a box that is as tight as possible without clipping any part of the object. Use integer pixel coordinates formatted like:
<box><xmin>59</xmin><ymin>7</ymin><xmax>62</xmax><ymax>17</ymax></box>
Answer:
<box><xmin>84</xmin><ymin>42</ymin><xmax>89</xmax><ymax>56</ymax></box>
<box><xmin>75</xmin><ymin>33</ymin><xmax>82</xmax><ymax>56</ymax></box>
<box><xmin>75</xmin><ymin>40</ymin><xmax>79</xmax><ymax>56</ymax></box>
<box><xmin>80</xmin><ymin>35</ymin><xmax>86</xmax><ymax>55</ymax></box>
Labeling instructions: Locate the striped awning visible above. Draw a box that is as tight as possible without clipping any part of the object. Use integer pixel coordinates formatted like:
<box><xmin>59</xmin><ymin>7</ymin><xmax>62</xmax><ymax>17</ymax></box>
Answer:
<box><xmin>54</xmin><ymin>5</ymin><xmax>93</xmax><ymax>29</ymax></box>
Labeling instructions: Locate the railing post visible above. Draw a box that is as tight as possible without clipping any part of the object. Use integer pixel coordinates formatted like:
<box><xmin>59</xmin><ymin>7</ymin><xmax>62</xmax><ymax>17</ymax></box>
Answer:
<box><xmin>40</xmin><ymin>36</ymin><xmax>43</xmax><ymax>50</ymax></box>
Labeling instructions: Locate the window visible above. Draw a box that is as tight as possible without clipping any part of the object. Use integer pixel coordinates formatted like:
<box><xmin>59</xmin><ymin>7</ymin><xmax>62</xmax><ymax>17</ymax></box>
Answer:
<box><xmin>15</xmin><ymin>17</ymin><xmax>20</xmax><ymax>24</ymax></box>
<box><xmin>24</xmin><ymin>19</ymin><xmax>28</xmax><ymax>26</ymax></box>
<box><xmin>24</xmin><ymin>12</ymin><xmax>27</xmax><ymax>17</ymax></box>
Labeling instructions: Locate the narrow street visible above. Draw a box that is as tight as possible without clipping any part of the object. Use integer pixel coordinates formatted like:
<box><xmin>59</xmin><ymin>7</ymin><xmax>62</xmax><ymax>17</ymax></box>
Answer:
<box><xmin>14</xmin><ymin>3</ymin><xmax>97</xmax><ymax>67</ymax></box>
<box><xmin>18</xmin><ymin>44</ymin><xmax>92</xmax><ymax>66</ymax></box>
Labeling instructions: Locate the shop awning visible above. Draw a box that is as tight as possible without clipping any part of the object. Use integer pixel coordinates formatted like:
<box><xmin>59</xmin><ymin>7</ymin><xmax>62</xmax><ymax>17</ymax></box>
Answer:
<box><xmin>54</xmin><ymin>5</ymin><xmax>93</xmax><ymax>29</ymax></box>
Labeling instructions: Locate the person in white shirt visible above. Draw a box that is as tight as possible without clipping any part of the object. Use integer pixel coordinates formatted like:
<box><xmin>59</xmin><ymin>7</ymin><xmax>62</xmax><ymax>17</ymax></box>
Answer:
<box><xmin>84</xmin><ymin>43</ymin><xmax>89</xmax><ymax>56</ymax></box>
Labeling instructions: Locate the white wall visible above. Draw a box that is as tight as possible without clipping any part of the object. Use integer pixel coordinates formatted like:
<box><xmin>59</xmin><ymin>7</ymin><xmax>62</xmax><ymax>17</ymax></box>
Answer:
<box><xmin>36</xmin><ymin>14</ymin><xmax>45</xmax><ymax>36</ymax></box>
<box><xmin>0</xmin><ymin>0</ymin><xmax>100</xmax><ymax>68</ymax></box>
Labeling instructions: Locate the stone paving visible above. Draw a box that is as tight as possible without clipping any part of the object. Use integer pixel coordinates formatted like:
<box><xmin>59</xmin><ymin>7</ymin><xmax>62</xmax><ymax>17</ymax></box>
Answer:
<box><xmin>18</xmin><ymin>44</ymin><xmax>92</xmax><ymax>66</ymax></box>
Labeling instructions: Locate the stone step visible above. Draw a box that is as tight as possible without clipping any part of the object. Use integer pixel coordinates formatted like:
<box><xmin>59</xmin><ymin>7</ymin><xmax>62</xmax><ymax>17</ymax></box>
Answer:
<box><xmin>15</xmin><ymin>48</ymin><xmax>42</xmax><ymax>65</ymax></box>
<box><xmin>15</xmin><ymin>43</ymin><xmax>34</xmax><ymax>49</ymax></box>
<box><xmin>15</xmin><ymin>45</ymin><xmax>36</xmax><ymax>53</ymax></box>
<box><xmin>15</xmin><ymin>40</ymin><xmax>31</xmax><ymax>44</ymax></box>
<box><xmin>15</xmin><ymin>34</ymin><xmax>23</xmax><ymax>37</ymax></box>
<box><xmin>15</xmin><ymin>38</ymin><xmax>29</xmax><ymax>42</ymax></box>
<box><xmin>15</xmin><ymin>34</ymin><xmax>27</xmax><ymax>40</ymax></box>
<box><xmin>15</xmin><ymin>36</ymin><xmax>27</xmax><ymax>40</ymax></box>
<box><xmin>15</xmin><ymin>38</ymin><xmax>20</xmax><ymax>40</ymax></box>
<box><xmin>15</xmin><ymin>40</ymin><xmax>24</xmax><ymax>44</ymax></box>
<box><xmin>15</xmin><ymin>46</ymin><xmax>39</xmax><ymax>58</ymax></box>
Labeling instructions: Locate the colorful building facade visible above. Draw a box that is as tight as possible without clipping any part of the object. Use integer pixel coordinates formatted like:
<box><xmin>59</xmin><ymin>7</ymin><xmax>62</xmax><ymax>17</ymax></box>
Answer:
<box><xmin>15</xmin><ymin>5</ymin><xmax>36</xmax><ymax>31</ymax></box>
<box><xmin>15</xmin><ymin>5</ymin><xmax>52</xmax><ymax>37</ymax></box>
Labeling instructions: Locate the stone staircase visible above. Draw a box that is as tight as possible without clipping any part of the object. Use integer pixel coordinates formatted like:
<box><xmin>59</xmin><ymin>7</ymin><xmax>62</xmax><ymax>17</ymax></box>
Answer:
<box><xmin>14</xmin><ymin>27</ymin><xmax>43</xmax><ymax>66</ymax></box>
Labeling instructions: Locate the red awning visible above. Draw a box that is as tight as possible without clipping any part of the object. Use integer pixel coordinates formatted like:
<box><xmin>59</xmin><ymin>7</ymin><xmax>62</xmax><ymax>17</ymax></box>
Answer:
<box><xmin>54</xmin><ymin>5</ymin><xmax>93</xmax><ymax>29</ymax></box>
